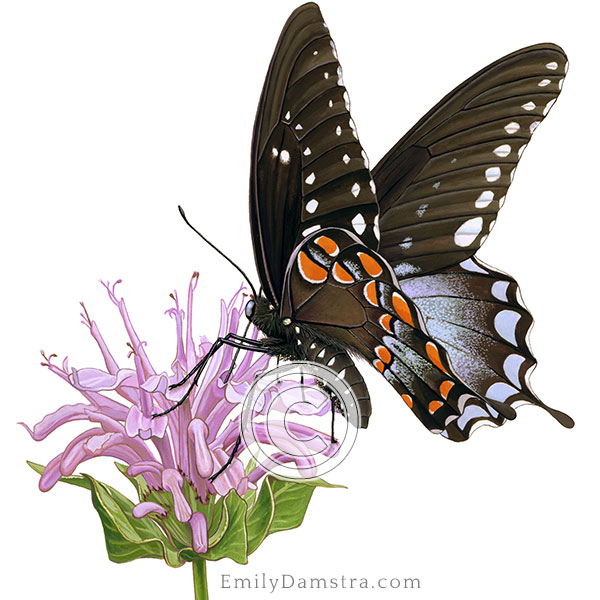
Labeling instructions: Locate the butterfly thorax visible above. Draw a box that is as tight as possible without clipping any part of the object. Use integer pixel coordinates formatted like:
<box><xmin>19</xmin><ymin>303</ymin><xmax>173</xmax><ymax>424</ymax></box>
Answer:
<box><xmin>248</xmin><ymin>295</ymin><xmax>347</xmax><ymax>360</ymax></box>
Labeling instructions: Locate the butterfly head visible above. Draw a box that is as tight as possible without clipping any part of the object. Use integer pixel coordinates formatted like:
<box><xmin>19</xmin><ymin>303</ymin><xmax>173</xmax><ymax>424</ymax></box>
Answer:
<box><xmin>245</xmin><ymin>296</ymin><xmax>288</xmax><ymax>338</ymax></box>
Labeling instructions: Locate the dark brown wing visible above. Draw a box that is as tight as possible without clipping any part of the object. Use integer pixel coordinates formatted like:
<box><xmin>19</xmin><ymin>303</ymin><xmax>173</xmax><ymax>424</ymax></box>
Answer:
<box><xmin>372</xmin><ymin>44</ymin><xmax>568</xmax><ymax>278</ymax></box>
<box><xmin>250</xmin><ymin>2</ymin><xmax>379</xmax><ymax>307</ymax></box>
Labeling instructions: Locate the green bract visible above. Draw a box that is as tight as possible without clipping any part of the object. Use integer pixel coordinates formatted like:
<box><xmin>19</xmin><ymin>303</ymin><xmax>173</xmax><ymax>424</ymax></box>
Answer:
<box><xmin>28</xmin><ymin>461</ymin><xmax>343</xmax><ymax>567</ymax></box>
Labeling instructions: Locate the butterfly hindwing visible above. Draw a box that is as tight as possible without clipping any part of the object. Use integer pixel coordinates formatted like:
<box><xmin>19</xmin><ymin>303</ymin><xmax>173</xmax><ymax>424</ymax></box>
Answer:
<box><xmin>400</xmin><ymin>257</ymin><xmax>574</xmax><ymax>428</ymax></box>
<box><xmin>250</xmin><ymin>2</ymin><xmax>379</xmax><ymax>307</ymax></box>
<box><xmin>372</xmin><ymin>44</ymin><xmax>568</xmax><ymax>279</ymax></box>
<box><xmin>282</xmin><ymin>228</ymin><xmax>513</xmax><ymax>440</ymax></box>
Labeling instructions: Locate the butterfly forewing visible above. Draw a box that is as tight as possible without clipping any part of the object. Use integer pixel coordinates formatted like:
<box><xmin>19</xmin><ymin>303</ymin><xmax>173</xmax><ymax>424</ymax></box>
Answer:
<box><xmin>372</xmin><ymin>44</ymin><xmax>567</xmax><ymax>279</ymax></box>
<box><xmin>250</xmin><ymin>2</ymin><xmax>379</xmax><ymax>306</ymax></box>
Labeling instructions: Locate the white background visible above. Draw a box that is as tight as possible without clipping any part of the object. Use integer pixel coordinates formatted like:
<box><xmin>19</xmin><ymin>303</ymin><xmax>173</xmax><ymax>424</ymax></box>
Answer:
<box><xmin>2</xmin><ymin>1</ymin><xmax>598</xmax><ymax>599</ymax></box>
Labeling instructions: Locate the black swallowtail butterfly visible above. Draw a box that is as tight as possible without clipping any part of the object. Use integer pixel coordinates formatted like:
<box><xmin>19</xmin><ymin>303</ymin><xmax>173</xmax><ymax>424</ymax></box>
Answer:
<box><xmin>159</xmin><ymin>2</ymin><xmax>574</xmax><ymax>452</ymax></box>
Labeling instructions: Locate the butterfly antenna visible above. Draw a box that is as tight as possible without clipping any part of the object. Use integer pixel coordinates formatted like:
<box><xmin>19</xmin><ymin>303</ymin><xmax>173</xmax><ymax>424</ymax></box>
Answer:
<box><xmin>177</xmin><ymin>205</ymin><xmax>258</xmax><ymax>298</ymax></box>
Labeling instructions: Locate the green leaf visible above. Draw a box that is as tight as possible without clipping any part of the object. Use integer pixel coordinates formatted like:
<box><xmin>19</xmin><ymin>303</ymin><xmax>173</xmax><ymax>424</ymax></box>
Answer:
<box><xmin>203</xmin><ymin>491</ymin><xmax>248</xmax><ymax>564</ymax></box>
<box><xmin>27</xmin><ymin>461</ymin><xmax>91</xmax><ymax>490</ymax></box>
<box><xmin>83</xmin><ymin>474</ymin><xmax>183</xmax><ymax>567</ymax></box>
<box><xmin>28</xmin><ymin>461</ymin><xmax>183</xmax><ymax>567</ymax></box>
<box><xmin>114</xmin><ymin>461</ymin><xmax>150</xmax><ymax>498</ymax></box>
<box><xmin>207</xmin><ymin>497</ymin><xmax>228</xmax><ymax>548</ymax></box>
<box><xmin>268</xmin><ymin>476</ymin><xmax>345</xmax><ymax>535</ymax></box>
<box><xmin>246</xmin><ymin>478</ymin><xmax>275</xmax><ymax>554</ymax></box>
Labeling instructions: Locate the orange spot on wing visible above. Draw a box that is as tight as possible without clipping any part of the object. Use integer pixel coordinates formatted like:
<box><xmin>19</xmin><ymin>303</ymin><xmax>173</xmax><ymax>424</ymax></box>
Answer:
<box><xmin>426</xmin><ymin>342</ymin><xmax>449</xmax><ymax>374</ymax></box>
<box><xmin>375</xmin><ymin>346</ymin><xmax>392</xmax><ymax>364</ymax></box>
<box><xmin>333</xmin><ymin>262</ymin><xmax>354</xmax><ymax>284</ymax></box>
<box><xmin>440</xmin><ymin>380</ymin><xmax>455</xmax><ymax>399</ymax></box>
<box><xmin>402</xmin><ymin>394</ymin><xmax>413</xmax><ymax>408</ymax></box>
<box><xmin>315</xmin><ymin>236</ymin><xmax>339</xmax><ymax>257</ymax></box>
<box><xmin>373</xmin><ymin>359</ymin><xmax>385</xmax><ymax>373</ymax></box>
<box><xmin>358</xmin><ymin>252</ymin><xmax>383</xmax><ymax>277</ymax></box>
<box><xmin>364</xmin><ymin>280</ymin><xmax>378</xmax><ymax>305</ymax></box>
<box><xmin>392</xmin><ymin>292</ymin><xmax>414</xmax><ymax>326</ymax></box>
<box><xmin>298</xmin><ymin>251</ymin><xmax>327</xmax><ymax>284</ymax></box>
<box><xmin>429</xmin><ymin>400</ymin><xmax>443</xmax><ymax>414</ymax></box>
<box><xmin>379</xmin><ymin>313</ymin><xmax>393</xmax><ymax>333</ymax></box>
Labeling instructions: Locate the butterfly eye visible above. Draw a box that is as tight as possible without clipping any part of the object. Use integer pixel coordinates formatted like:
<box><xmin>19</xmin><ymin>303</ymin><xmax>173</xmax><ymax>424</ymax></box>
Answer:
<box><xmin>245</xmin><ymin>300</ymin><xmax>256</xmax><ymax>320</ymax></box>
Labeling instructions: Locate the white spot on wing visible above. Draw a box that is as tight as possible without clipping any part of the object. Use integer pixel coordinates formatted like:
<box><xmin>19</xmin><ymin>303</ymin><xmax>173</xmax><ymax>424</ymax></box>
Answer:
<box><xmin>460</xmin><ymin>258</ymin><xmax>487</xmax><ymax>274</ymax></box>
<box><xmin>485</xmin><ymin>167</ymin><xmax>501</xmax><ymax>182</ymax></box>
<box><xmin>328</xmin><ymin>99</ymin><xmax>333</xmax><ymax>108</ymax></box>
<box><xmin>323</xmin><ymin>72</ymin><xmax>329</xmax><ymax>79</ymax></box>
<box><xmin>486</xmin><ymin>382</ymin><xmax>519</xmax><ymax>402</ymax></box>
<box><xmin>494</xmin><ymin>310</ymin><xmax>521</xmax><ymax>345</ymax></box>
<box><xmin>504</xmin><ymin>121</ymin><xmax>519</xmax><ymax>134</ymax></box>
<box><xmin>351</xmin><ymin>182</ymin><xmax>360</xmax><ymax>197</ymax></box>
<box><xmin>284</xmin><ymin>111</ymin><xmax>291</xmax><ymax>121</ymax></box>
<box><xmin>280</xmin><ymin>150</ymin><xmax>290</xmax><ymax>164</ymax></box>
<box><xmin>361</xmin><ymin>150</ymin><xmax>369</xmax><ymax>169</ymax></box>
<box><xmin>394</xmin><ymin>263</ymin><xmax>419</xmax><ymax>276</ymax></box>
<box><xmin>432</xmin><ymin>181</ymin><xmax>440</xmax><ymax>189</ymax></box>
<box><xmin>457</xmin><ymin>405</ymin><xmax>490</xmax><ymax>430</ymax></box>
<box><xmin>454</xmin><ymin>217</ymin><xmax>483</xmax><ymax>247</ymax></box>
<box><xmin>493</xmin><ymin>144</ymin><xmax>511</xmax><ymax>157</ymax></box>
<box><xmin>342</xmin><ymin>154</ymin><xmax>350</xmax><ymax>164</ymax></box>
<box><xmin>330</xmin><ymin>40</ymin><xmax>338</xmax><ymax>59</ymax></box>
<box><xmin>370</xmin><ymin>180</ymin><xmax>376</xmax><ymax>194</ymax></box>
<box><xmin>503</xmin><ymin>354</ymin><xmax>525</xmax><ymax>388</ymax></box>
<box><xmin>337</xmin><ymin>66</ymin><xmax>344</xmax><ymax>86</ymax></box>
<box><xmin>518</xmin><ymin>144</ymin><xmax>527</xmax><ymax>158</ymax></box>
<box><xmin>491</xmin><ymin>280</ymin><xmax>509</xmax><ymax>302</ymax></box>
<box><xmin>305</xmin><ymin>172</ymin><xmax>316</xmax><ymax>185</ymax></box>
<box><xmin>543</xmin><ymin>98</ymin><xmax>556</xmax><ymax>116</ymax></box>
<box><xmin>343</xmin><ymin>91</ymin><xmax>350</xmax><ymax>110</ymax></box>
<box><xmin>546</xmin><ymin>61</ymin><xmax>558</xmax><ymax>70</ymax></box>
<box><xmin>373</xmin><ymin>214</ymin><xmax>380</xmax><ymax>241</ymax></box>
<box><xmin>306</xmin><ymin>199</ymin><xmax>319</xmax><ymax>214</ymax></box>
<box><xmin>399</xmin><ymin>236</ymin><xmax>412</xmax><ymax>249</ymax></box>
<box><xmin>538</xmin><ymin>78</ymin><xmax>551</xmax><ymax>87</ymax></box>
<box><xmin>475</xmin><ymin>191</ymin><xmax>494</xmax><ymax>208</ymax></box>
<box><xmin>351</xmin><ymin>213</ymin><xmax>366</xmax><ymax>235</ymax></box>
<box><xmin>530</xmin><ymin>121</ymin><xmax>540</xmax><ymax>133</ymax></box>
<box><xmin>295</xmin><ymin>124</ymin><xmax>303</xmax><ymax>131</ymax></box>
<box><xmin>303</xmin><ymin>147</ymin><xmax>311</xmax><ymax>156</ymax></box>
<box><xmin>521</xmin><ymin>101</ymin><xmax>536</xmax><ymax>111</ymax></box>
<box><xmin>271</xmin><ymin>147</ymin><xmax>278</xmax><ymax>158</ymax></box>
<box><xmin>335</xmin><ymin>125</ymin><xmax>342</xmax><ymax>136</ymax></box>
<box><xmin>349</xmin><ymin>118</ymin><xmax>358</xmax><ymax>139</ymax></box>
<box><xmin>302</xmin><ymin>224</ymin><xmax>321</xmax><ymax>237</ymax></box>
<box><xmin>416</xmin><ymin>203</ymin><xmax>428</xmax><ymax>217</ymax></box>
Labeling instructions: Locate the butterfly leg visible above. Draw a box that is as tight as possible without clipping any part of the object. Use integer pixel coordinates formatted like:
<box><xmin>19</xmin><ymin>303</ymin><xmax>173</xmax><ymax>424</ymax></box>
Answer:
<box><xmin>209</xmin><ymin>434</ymin><xmax>242</xmax><ymax>482</ymax></box>
<box><xmin>152</xmin><ymin>334</ymin><xmax>269</xmax><ymax>418</ymax></box>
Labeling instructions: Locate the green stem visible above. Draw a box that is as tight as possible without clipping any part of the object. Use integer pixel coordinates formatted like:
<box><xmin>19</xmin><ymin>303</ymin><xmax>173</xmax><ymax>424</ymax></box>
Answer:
<box><xmin>192</xmin><ymin>559</ymin><xmax>209</xmax><ymax>600</ymax></box>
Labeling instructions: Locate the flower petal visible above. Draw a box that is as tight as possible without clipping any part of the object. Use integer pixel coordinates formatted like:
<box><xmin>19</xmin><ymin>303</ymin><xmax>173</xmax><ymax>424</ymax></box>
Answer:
<box><xmin>20</xmin><ymin>403</ymin><xmax>90</xmax><ymax>441</ymax></box>
<box><xmin>188</xmin><ymin>419</ymin><xmax>214</xmax><ymax>478</ymax></box>
<box><xmin>162</xmin><ymin>469</ymin><xmax>192</xmax><ymax>522</ymax></box>
<box><xmin>190</xmin><ymin>512</ymin><xmax>208</xmax><ymax>553</ymax></box>
<box><xmin>125</xmin><ymin>405</ymin><xmax>167</xmax><ymax>440</ymax></box>
<box><xmin>69</xmin><ymin>367</ymin><xmax>137</xmax><ymax>392</ymax></box>
<box><xmin>133</xmin><ymin>501</ymin><xmax>167</xmax><ymax>518</ymax></box>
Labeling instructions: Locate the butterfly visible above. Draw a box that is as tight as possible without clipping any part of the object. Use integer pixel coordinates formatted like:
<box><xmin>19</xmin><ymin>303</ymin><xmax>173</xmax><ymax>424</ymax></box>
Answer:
<box><xmin>160</xmin><ymin>1</ymin><xmax>574</xmax><ymax>447</ymax></box>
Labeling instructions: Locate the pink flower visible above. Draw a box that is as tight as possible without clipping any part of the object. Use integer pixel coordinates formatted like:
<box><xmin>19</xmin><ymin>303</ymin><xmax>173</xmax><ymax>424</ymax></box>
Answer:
<box><xmin>23</xmin><ymin>274</ymin><xmax>336</xmax><ymax>551</ymax></box>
